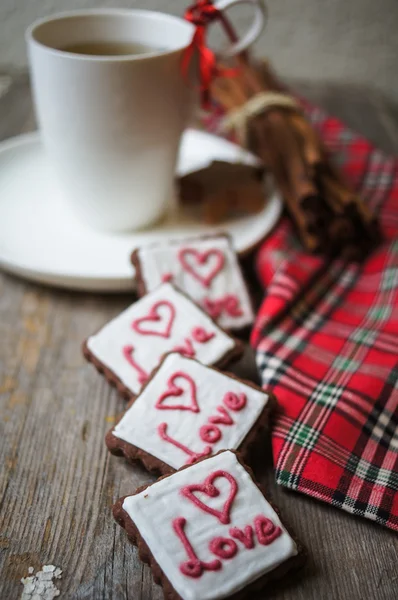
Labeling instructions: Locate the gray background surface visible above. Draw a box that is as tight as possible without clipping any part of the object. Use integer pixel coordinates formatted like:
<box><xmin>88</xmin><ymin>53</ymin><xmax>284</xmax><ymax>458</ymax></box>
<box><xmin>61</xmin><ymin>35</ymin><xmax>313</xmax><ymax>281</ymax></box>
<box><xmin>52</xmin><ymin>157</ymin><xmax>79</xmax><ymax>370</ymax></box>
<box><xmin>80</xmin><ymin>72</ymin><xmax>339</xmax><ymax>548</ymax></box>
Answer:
<box><xmin>1</xmin><ymin>0</ymin><xmax>398</xmax><ymax>103</ymax></box>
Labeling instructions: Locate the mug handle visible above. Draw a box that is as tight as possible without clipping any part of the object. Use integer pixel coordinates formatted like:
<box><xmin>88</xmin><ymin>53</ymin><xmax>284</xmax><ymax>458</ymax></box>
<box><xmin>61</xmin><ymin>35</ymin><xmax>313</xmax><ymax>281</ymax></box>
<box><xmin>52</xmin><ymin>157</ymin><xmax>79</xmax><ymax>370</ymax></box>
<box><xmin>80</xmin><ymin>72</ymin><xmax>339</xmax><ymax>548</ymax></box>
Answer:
<box><xmin>213</xmin><ymin>0</ymin><xmax>267</xmax><ymax>57</ymax></box>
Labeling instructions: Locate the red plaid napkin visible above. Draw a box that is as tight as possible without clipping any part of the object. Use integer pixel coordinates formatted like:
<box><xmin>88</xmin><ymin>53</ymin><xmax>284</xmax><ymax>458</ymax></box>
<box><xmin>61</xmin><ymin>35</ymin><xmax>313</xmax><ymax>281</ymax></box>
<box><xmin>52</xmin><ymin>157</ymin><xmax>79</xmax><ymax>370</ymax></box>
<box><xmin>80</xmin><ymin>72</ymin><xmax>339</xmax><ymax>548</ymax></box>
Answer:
<box><xmin>207</xmin><ymin>97</ymin><xmax>398</xmax><ymax>531</ymax></box>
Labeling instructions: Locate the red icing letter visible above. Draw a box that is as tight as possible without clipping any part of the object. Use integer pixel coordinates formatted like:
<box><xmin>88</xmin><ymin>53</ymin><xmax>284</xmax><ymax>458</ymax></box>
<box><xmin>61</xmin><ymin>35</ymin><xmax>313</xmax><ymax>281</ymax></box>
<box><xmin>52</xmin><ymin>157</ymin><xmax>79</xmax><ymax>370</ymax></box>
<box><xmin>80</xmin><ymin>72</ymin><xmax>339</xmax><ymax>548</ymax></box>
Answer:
<box><xmin>203</xmin><ymin>298</ymin><xmax>222</xmax><ymax>319</ymax></box>
<box><xmin>223</xmin><ymin>295</ymin><xmax>243</xmax><ymax>317</ymax></box>
<box><xmin>208</xmin><ymin>406</ymin><xmax>234</xmax><ymax>426</ymax></box>
<box><xmin>229</xmin><ymin>525</ymin><xmax>254</xmax><ymax>549</ymax></box>
<box><xmin>122</xmin><ymin>345</ymin><xmax>149</xmax><ymax>384</ymax></box>
<box><xmin>173</xmin><ymin>338</ymin><xmax>195</xmax><ymax>358</ymax></box>
<box><xmin>223</xmin><ymin>392</ymin><xmax>247</xmax><ymax>411</ymax></box>
<box><xmin>254</xmin><ymin>515</ymin><xmax>282</xmax><ymax>546</ymax></box>
<box><xmin>191</xmin><ymin>326</ymin><xmax>215</xmax><ymax>344</ymax></box>
<box><xmin>209</xmin><ymin>537</ymin><xmax>238</xmax><ymax>559</ymax></box>
<box><xmin>203</xmin><ymin>295</ymin><xmax>243</xmax><ymax>319</ymax></box>
<box><xmin>173</xmin><ymin>517</ymin><xmax>221</xmax><ymax>578</ymax></box>
<box><xmin>132</xmin><ymin>301</ymin><xmax>175</xmax><ymax>338</ymax></box>
<box><xmin>199</xmin><ymin>424</ymin><xmax>222</xmax><ymax>444</ymax></box>
<box><xmin>156</xmin><ymin>372</ymin><xmax>199</xmax><ymax>412</ymax></box>
<box><xmin>181</xmin><ymin>470</ymin><xmax>238</xmax><ymax>524</ymax></box>
<box><xmin>158</xmin><ymin>423</ymin><xmax>211</xmax><ymax>465</ymax></box>
<box><xmin>178</xmin><ymin>248</ymin><xmax>225</xmax><ymax>288</ymax></box>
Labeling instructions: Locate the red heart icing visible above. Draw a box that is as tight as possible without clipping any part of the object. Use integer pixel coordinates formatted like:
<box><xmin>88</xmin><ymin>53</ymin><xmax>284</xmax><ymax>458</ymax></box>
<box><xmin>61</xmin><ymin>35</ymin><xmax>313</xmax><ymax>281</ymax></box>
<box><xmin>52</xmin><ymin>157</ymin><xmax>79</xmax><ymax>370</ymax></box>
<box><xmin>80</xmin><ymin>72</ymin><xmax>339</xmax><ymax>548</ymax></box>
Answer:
<box><xmin>156</xmin><ymin>372</ymin><xmax>199</xmax><ymax>413</ymax></box>
<box><xmin>132</xmin><ymin>300</ymin><xmax>175</xmax><ymax>338</ymax></box>
<box><xmin>178</xmin><ymin>248</ymin><xmax>225</xmax><ymax>288</ymax></box>
<box><xmin>181</xmin><ymin>470</ymin><xmax>238</xmax><ymax>524</ymax></box>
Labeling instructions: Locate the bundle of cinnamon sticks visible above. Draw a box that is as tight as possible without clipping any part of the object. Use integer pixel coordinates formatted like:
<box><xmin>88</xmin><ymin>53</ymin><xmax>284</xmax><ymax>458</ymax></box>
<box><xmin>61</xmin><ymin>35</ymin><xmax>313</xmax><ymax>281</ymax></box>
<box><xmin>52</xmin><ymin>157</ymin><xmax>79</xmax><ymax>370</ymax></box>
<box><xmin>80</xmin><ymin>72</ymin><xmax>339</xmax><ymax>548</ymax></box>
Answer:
<box><xmin>211</xmin><ymin>59</ymin><xmax>381</xmax><ymax>260</ymax></box>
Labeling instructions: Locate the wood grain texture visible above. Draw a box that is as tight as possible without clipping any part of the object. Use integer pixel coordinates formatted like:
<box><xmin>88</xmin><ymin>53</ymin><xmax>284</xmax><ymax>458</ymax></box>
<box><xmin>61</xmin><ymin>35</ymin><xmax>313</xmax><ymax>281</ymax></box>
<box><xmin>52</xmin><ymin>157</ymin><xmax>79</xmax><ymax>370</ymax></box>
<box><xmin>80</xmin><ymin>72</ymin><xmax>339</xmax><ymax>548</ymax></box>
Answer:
<box><xmin>0</xmin><ymin>70</ymin><xmax>397</xmax><ymax>600</ymax></box>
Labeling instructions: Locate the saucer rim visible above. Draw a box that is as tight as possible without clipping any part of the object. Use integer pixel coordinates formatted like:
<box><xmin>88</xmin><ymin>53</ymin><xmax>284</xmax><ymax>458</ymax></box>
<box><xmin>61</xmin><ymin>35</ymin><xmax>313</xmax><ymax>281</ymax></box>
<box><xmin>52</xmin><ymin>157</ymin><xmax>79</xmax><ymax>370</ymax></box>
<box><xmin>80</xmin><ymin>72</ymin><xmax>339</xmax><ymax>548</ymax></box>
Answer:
<box><xmin>0</xmin><ymin>130</ymin><xmax>282</xmax><ymax>292</ymax></box>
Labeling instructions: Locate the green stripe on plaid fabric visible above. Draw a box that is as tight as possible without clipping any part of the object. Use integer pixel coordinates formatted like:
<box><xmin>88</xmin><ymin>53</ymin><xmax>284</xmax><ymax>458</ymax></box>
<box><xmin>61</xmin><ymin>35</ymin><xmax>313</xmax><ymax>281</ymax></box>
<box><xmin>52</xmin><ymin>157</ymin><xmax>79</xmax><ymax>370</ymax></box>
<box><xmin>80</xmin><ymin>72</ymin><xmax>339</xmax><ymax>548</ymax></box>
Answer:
<box><xmin>274</xmin><ymin>414</ymin><xmax>398</xmax><ymax>489</ymax></box>
<box><xmin>351</xmin><ymin>328</ymin><xmax>378</xmax><ymax>345</ymax></box>
<box><xmin>368</xmin><ymin>305</ymin><xmax>392</xmax><ymax>321</ymax></box>
<box><xmin>332</xmin><ymin>356</ymin><xmax>361</xmax><ymax>372</ymax></box>
<box><xmin>382</xmin><ymin>267</ymin><xmax>398</xmax><ymax>291</ymax></box>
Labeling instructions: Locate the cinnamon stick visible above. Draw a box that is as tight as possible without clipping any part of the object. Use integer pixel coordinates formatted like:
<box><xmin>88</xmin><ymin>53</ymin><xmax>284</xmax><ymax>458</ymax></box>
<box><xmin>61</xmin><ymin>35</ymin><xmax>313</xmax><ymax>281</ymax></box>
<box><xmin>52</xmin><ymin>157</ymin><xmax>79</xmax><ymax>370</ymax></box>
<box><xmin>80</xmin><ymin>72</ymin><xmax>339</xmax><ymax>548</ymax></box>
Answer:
<box><xmin>211</xmin><ymin>57</ymin><xmax>380</xmax><ymax>259</ymax></box>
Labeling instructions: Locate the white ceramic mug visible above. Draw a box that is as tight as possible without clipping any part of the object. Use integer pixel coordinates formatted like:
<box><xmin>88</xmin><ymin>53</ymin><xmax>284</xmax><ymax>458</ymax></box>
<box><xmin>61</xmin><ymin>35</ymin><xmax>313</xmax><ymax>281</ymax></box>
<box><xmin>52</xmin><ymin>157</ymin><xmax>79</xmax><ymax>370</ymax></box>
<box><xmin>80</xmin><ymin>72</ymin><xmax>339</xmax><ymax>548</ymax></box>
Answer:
<box><xmin>26</xmin><ymin>4</ymin><xmax>265</xmax><ymax>233</ymax></box>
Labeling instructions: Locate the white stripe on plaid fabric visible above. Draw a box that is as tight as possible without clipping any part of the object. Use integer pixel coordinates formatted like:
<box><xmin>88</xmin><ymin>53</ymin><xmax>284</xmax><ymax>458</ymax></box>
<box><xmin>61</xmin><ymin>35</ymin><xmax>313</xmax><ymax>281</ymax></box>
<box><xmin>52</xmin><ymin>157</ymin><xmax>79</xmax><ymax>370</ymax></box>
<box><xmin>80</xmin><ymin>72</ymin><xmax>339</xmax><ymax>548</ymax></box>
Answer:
<box><xmin>317</xmin><ymin>321</ymin><xmax>398</xmax><ymax>354</ymax></box>
<box><xmin>256</xmin><ymin>353</ymin><xmax>286</xmax><ymax>388</ymax></box>
<box><xmin>344</xmin><ymin>241</ymin><xmax>397</xmax><ymax>369</ymax></box>
<box><xmin>259</xmin><ymin>252</ymin><xmax>397</xmax><ymax>482</ymax></box>
<box><xmin>367</xmin><ymin>158</ymin><xmax>396</xmax><ymax>214</ymax></box>
<box><xmin>270</xmin><ymin>285</ymin><xmax>298</xmax><ymax>302</ymax></box>
<box><xmin>369</xmin><ymin>405</ymin><xmax>398</xmax><ymax>452</ymax></box>
<box><xmin>271</xmin><ymin>263</ymin><xmax>360</xmax><ymax>482</ymax></box>
<box><xmin>333</xmin><ymin>493</ymin><xmax>389</xmax><ymax>526</ymax></box>
<box><xmin>257</xmin><ymin>348</ymin><xmax>330</xmax><ymax>395</ymax></box>
<box><xmin>315</xmin><ymin>243</ymin><xmax>396</xmax><ymax>490</ymax></box>
<box><xmin>354</xmin><ymin>269</ymin><xmax>396</xmax><ymax>292</ymax></box>
<box><xmin>382</xmin><ymin>266</ymin><xmax>398</xmax><ymax>291</ymax></box>
<box><xmin>259</xmin><ymin>256</ymin><xmax>324</xmax><ymax>308</ymax></box>
<box><xmin>361</xmin><ymin>149</ymin><xmax>385</xmax><ymax>198</ymax></box>
<box><xmin>274</xmin><ymin>415</ymin><xmax>398</xmax><ymax>490</ymax></box>
<box><xmin>332</xmin><ymin>184</ymin><xmax>396</xmax><ymax>527</ymax></box>
<box><xmin>258</xmin><ymin>352</ymin><xmax>384</xmax><ymax>430</ymax></box>
<box><xmin>356</xmin><ymin>374</ymin><xmax>398</xmax><ymax>482</ymax></box>
<box><xmin>286</xmin><ymin>382</ymin><xmax>344</xmax><ymax>482</ymax></box>
<box><xmin>270</xmin><ymin>272</ymin><xmax>302</xmax><ymax>302</ymax></box>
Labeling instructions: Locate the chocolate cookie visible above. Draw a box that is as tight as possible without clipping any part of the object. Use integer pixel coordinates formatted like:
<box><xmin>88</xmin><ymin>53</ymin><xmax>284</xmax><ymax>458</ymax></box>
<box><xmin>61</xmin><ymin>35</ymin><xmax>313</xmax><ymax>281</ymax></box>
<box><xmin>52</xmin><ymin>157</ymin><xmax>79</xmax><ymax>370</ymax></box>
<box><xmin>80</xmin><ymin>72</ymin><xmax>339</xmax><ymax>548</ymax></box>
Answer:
<box><xmin>132</xmin><ymin>234</ymin><xmax>254</xmax><ymax>332</ymax></box>
<box><xmin>106</xmin><ymin>352</ymin><xmax>275</xmax><ymax>474</ymax></box>
<box><xmin>83</xmin><ymin>282</ymin><xmax>243</xmax><ymax>400</ymax></box>
<box><xmin>113</xmin><ymin>450</ymin><xmax>305</xmax><ymax>600</ymax></box>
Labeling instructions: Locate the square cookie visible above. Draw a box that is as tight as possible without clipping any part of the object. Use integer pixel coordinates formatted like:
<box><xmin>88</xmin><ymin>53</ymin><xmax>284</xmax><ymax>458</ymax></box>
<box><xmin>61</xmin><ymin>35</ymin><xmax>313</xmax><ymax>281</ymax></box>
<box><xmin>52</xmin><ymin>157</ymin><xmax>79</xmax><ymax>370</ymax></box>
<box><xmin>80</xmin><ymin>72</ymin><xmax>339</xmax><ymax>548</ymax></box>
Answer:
<box><xmin>114</xmin><ymin>451</ymin><xmax>304</xmax><ymax>600</ymax></box>
<box><xmin>83</xmin><ymin>283</ymin><xmax>243</xmax><ymax>398</ymax></box>
<box><xmin>106</xmin><ymin>353</ymin><xmax>273</xmax><ymax>473</ymax></box>
<box><xmin>132</xmin><ymin>235</ymin><xmax>254</xmax><ymax>331</ymax></box>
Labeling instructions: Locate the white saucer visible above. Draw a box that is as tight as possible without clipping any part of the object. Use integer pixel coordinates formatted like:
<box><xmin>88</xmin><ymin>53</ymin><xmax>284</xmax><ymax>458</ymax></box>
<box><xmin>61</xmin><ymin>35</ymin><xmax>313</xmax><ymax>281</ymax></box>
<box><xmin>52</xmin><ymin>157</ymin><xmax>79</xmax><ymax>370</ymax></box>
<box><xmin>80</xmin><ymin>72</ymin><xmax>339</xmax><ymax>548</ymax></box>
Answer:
<box><xmin>0</xmin><ymin>129</ymin><xmax>282</xmax><ymax>292</ymax></box>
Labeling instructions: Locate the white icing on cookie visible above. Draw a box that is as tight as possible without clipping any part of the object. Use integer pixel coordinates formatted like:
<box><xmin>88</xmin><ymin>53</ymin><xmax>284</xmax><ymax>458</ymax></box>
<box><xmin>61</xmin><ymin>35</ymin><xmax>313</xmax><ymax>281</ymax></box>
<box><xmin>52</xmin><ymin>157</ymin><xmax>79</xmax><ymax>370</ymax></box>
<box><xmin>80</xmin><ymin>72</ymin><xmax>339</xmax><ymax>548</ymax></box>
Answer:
<box><xmin>86</xmin><ymin>283</ymin><xmax>236</xmax><ymax>396</ymax></box>
<box><xmin>137</xmin><ymin>236</ymin><xmax>254</xmax><ymax>330</ymax></box>
<box><xmin>123</xmin><ymin>451</ymin><xmax>297</xmax><ymax>600</ymax></box>
<box><xmin>113</xmin><ymin>353</ymin><xmax>269</xmax><ymax>469</ymax></box>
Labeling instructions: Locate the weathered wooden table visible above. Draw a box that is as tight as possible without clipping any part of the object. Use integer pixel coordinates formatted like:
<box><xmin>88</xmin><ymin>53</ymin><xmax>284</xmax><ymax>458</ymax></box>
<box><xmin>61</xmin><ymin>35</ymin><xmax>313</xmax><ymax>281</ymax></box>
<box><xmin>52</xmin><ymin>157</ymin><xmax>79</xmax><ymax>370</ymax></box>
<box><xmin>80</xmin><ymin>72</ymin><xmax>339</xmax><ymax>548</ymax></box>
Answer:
<box><xmin>1</xmin><ymin>71</ymin><xmax>397</xmax><ymax>600</ymax></box>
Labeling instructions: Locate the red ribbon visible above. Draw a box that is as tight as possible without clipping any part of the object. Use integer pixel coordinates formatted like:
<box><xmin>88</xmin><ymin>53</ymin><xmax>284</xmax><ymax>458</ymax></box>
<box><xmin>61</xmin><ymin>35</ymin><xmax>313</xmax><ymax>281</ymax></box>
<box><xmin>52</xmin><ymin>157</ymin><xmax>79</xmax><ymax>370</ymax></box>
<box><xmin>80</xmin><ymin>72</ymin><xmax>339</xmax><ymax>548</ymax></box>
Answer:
<box><xmin>183</xmin><ymin>0</ymin><xmax>237</xmax><ymax>109</ymax></box>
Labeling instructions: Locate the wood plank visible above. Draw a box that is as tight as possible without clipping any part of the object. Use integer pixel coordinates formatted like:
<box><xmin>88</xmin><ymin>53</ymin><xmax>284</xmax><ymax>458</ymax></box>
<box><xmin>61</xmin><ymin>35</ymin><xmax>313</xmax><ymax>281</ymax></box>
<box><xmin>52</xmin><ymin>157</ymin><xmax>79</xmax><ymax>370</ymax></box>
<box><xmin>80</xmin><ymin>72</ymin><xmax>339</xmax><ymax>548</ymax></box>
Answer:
<box><xmin>0</xmin><ymin>70</ymin><xmax>397</xmax><ymax>600</ymax></box>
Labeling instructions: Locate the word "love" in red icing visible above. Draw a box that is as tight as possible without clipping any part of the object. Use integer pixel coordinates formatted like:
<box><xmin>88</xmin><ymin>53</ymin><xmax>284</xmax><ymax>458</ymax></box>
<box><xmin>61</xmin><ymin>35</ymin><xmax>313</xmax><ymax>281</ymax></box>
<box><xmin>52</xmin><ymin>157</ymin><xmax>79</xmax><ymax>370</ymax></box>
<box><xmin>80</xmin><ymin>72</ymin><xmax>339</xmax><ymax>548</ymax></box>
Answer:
<box><xmin>172</xmin><ymin>326</ymin><xmax>215</xmax><ymax>358</ymax></box>
<box><xmin>198</xmin><ymin>392</ymin><xmax>246</xmax><ymax>444</ymax></box>
<box><xmin>173</xmin><ymin>514</ymin><xmax>282</xmax><ymax>578</ymax></box>
<box><xmin>203</xmin><ymin>295</ymin><xmax>243</xmax><ymax>319</ymax></box>
<box><xmin>157</xmin><ymin>391</ymin><xmax>247</xmax><ymax>464</ymax></box>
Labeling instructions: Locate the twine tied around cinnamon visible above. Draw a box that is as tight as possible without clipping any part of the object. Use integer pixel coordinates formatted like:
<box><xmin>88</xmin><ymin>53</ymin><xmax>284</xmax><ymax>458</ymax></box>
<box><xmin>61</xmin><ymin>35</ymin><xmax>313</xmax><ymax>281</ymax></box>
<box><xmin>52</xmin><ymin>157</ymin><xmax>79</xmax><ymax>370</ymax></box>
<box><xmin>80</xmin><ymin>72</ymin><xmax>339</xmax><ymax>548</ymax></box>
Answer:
<box><xmin>220</xmin><ymin>91</ymin><xmax>301</xmax><ymax>146</ymax></box>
